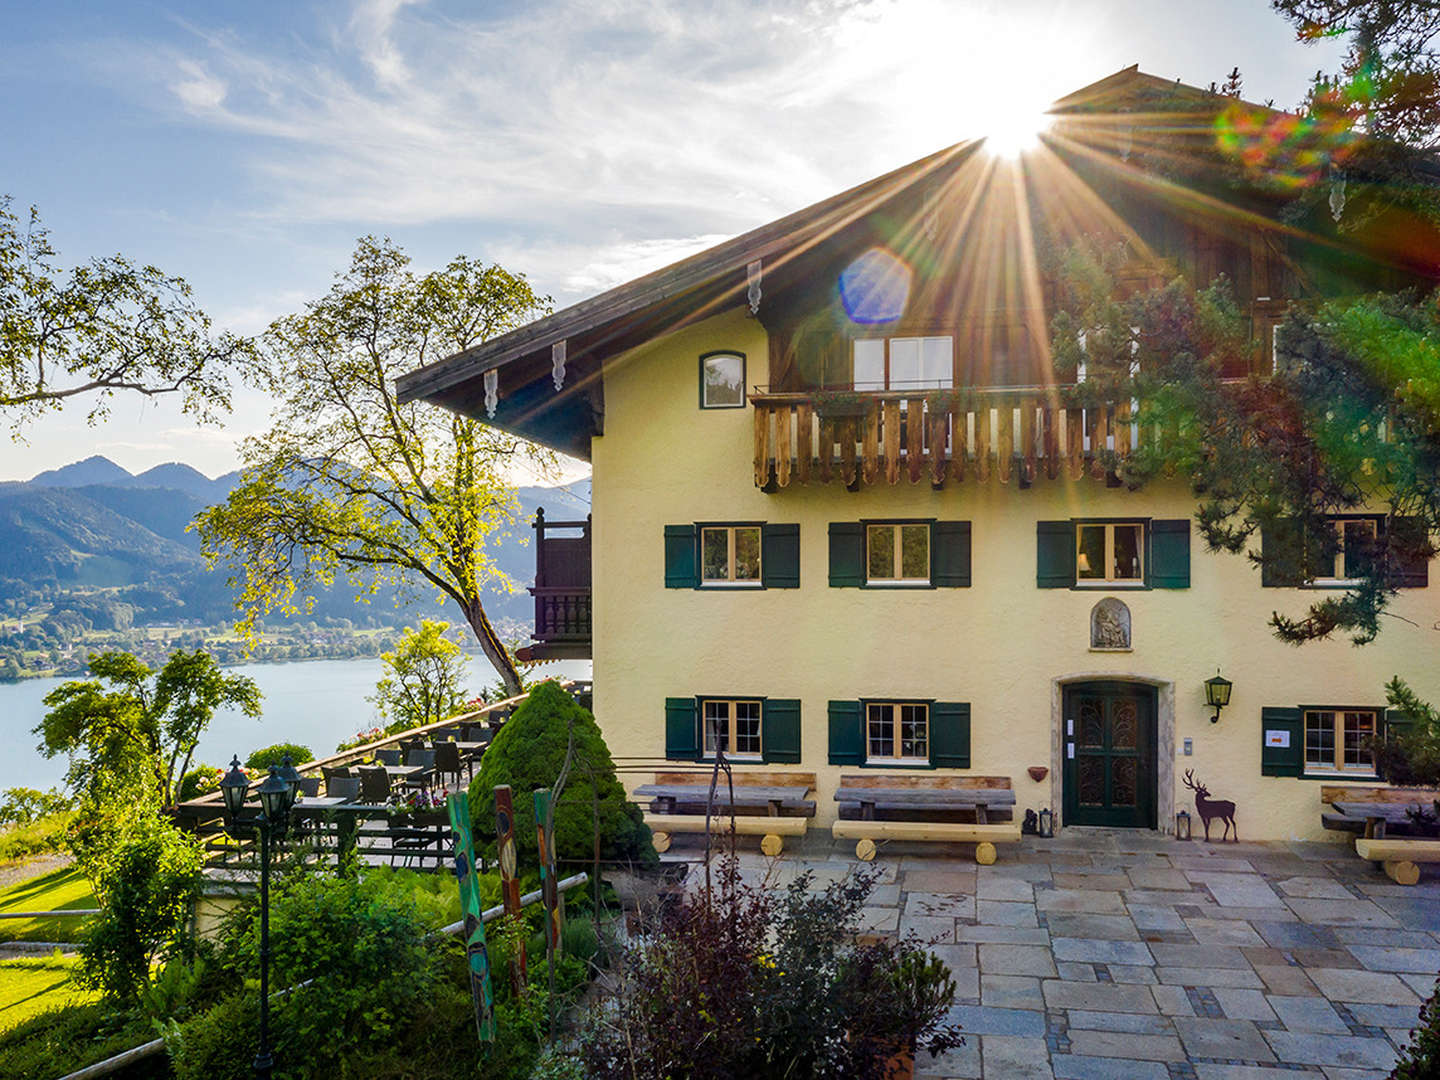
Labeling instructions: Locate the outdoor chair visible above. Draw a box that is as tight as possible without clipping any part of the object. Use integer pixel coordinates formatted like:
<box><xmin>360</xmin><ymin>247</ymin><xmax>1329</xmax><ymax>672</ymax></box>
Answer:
<box><xmin>460</xmin><ymin>723</ymin><xmax>487</xmax><ymax>742</ymax></box>
<box><xmin>297</xmin><ymin>776</ymin><xmax>322</xmax><ymax>798</ymax></box>
<box><xmin>321</xmin><ymin>765</ymin><xmax>352</xmax><ymax>792</ymax></box>
<box><xmin>402</xmin><ymin>749</ymin><xmax>437</xmax><ymax>793</ymax></box>
<box><xmin>359</xmin><ymin>766</ymin><xmax>392</xmax><ymax>805</ymax></box>
<box><xmin>326</xmin><ymin>776</ymin><xmax>361</xmax><ymax>802</ymax></box>
<box><xmin>374</xmin><ymin>748</ymin><xmax>402</xmax><ymax>766</ymax></box>
<box><xmin>434</xmin><ymin>740</ymin><xmax>467</xmax><ymax>789</ymax></box>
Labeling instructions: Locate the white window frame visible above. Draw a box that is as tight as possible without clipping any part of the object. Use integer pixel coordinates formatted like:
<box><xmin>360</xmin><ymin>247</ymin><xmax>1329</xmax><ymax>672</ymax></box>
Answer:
<box><xmin>1313</xmin><ymin>517</ymin><xmax>1379</xmax><ymax>586</ymax></box>
<box><xmin>702</xmin><ymin>698</ymin><xmax>763</xmax><ymax>761</ymax></box>
<box><xmin>1303</xmin><ymin>707</ymin><xmax>1380</xmax><ymax>777</ymax></box>
<box><xmin>851</xmin><ymin>335</ymin><xmax>954</xmax><ymax>391</ymax></box>
<box><xmin>700</xmin><ymin>525</ymin><xmax>763</xmax><ymax>587</ymax></box>
<box><xmin>1075</xmin><ymin>521</ymin><xmax>1145</xmax><ymax>586</ymax></box>
<box><xmin>866</xmin><ymin>523</ymin><xmax>930</xmax><ymax>585</ymax></box>
<box><xmin>866</xmin><ymin>701</ymin><xmax>929</xmax><ymax>764</ymax></box>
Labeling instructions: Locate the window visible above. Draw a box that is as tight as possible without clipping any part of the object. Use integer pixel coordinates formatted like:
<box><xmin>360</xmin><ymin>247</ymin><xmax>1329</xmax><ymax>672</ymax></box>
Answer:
<box><xmin>852</xmin><ymin>336</ymin><xmax>953</xmax><ymax>391</ymax></box>
<box><xmin>700</xmin><ymin>351</ymin><xmax>746</xmax><ymax>408</ymax></box>
<box><xmin>702</xmin><ymin>699</ymin><xmax>762</xmax><ymax>759</ymax></box>
<box><xmin>1315</xmin><ymin>517</ymin><xmax>1378</xmax><ymax>584</ymax></box>
<box><xmin>1076</xmin><ymin>522</ymin><xmax>1144</xmax><ymax>584</ymax></box>
<box><xmin>867</xmin><ymin>523</ymin><xmax>929</xmax><ymax>584</ymax></box>
<box><xmin>1304</xmin><ymin>708</ymin><xmax>1379</xmax><ymax>775</ymax></box>
<box><xmin>700</xmin><ymin>525</ymin><xmax>762</xmax><ymax>585</ymax></box>
<box><xmin>867</xmin><ymin>702</ymin><xmax>929</xmax><ymax>763</ymax></box>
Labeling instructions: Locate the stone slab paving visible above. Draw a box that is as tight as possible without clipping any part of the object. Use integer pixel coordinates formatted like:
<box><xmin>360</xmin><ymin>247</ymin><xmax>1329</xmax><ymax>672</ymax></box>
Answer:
<box><xmin>714</xmin><ymin>827</ymin><xmax>1440</xmax><ymax>1078</ymax></box>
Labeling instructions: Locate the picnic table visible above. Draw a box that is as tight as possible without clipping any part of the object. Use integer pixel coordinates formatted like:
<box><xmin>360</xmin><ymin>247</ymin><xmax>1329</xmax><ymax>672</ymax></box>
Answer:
<box><xmin>633</xmin><ymin>772</ymin><xmax>817</xmax><ymax>855</ymax></box>
<box><xmin>1319</xmin><ymin>786</ymin><xmax>1440</xmax><ymax>887</ymax></box>
<box><xmin>1330</xmin><ymin>800</ymin><xmax>1438</xmax><ymax>838</ymax></box>
<box><xmin>832</xmin><ymin>775</ymin><xmax>1021</xmax><ymax>864</ymax></box>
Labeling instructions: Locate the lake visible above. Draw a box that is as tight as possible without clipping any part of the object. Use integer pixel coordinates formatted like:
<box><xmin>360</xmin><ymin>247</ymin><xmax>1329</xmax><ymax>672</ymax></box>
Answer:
<box><xmin>0</xmin><ymin>655</ymin><xmax>592</xmax><ymax>793</ymax></box>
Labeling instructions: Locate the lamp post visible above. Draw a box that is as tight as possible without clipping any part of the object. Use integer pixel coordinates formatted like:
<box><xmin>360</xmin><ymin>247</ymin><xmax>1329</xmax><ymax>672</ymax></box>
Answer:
<box><xmin>219</xmin><ymin>756</ymin><xmax>296</xmax><ymax>1079</ymax></box>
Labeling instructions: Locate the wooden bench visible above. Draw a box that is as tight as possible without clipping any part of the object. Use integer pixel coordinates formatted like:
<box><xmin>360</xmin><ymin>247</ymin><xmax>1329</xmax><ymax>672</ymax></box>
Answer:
<box><xmin>1354</xmin><ymin>837</ymin><xmax>1440</xmax><ymax>886</ymax></box>
<box><xmin>633</xmin><ymin>771</ymin><xmax>817</xmax><ymax>856</ymax></box>
<box><xmin>832</xmin><ymin>774</ymin><xmax>1020</xmax><ymax>864</ymax></box>
<box><xmin>1320</xmin><ymin>785</ymin><xmax>1440</xmax><ymax>839</ymax></box>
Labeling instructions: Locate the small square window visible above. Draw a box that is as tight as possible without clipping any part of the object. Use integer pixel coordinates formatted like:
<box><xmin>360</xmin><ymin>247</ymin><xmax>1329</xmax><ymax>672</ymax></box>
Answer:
<box><xmin>1304</xmin><ymin>707</ymin><xmax>1379</xmax><ymax>776</ymax></box>
<box><xmin>701</xmin><ymin>352</ymin><xmax>746</xmax><ymax>408</ymax></box>
<box><xmin>867</xmin><ymin>523</ymin><xmax>929</xmax><ymax>584</ymax></box>
<box><xmin>867</xmin><ymin>702</ymin><xmax>928</xmax><ymax>763</ymax></box>
<box><xmin>701</xmin><ymin>526</ymin><xmax>762</xmax><ymax>585</ymax></box>
<box><xmin>1076</xmin><ymin>522</ymin><xmax>1144</xmax><ymax>585</ymax></box>
<box><xmin>702</xmin><ymin>699</ymin><xmax>762</xmax><ymax>759</ymax></box>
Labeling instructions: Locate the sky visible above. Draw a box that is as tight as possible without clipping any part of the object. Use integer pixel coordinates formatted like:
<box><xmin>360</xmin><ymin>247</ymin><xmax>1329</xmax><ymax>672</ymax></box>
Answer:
<box><xmin>0</xmin><ymin>0</ymin><xmax>1346</xmax><ymax>482</ymax></box>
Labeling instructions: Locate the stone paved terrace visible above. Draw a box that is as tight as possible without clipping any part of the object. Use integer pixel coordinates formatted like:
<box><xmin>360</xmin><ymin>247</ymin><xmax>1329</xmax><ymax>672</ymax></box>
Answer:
<box><xmin>703</xmin><ymin>829</ymin><xmax>1440</xmax><ymax>1079</ymax></box>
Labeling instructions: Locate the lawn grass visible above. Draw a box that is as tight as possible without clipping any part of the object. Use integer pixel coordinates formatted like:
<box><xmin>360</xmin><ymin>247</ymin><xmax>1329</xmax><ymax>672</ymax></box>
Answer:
<box><xmin>0</xmin><ymin>953</ymin><xmax>97</xmax><ymax>1033</ymax></box>
<box><xmin>0</xmin><ymin>866</ymin><xmax>95</xmax><ymax>944</ymax></box>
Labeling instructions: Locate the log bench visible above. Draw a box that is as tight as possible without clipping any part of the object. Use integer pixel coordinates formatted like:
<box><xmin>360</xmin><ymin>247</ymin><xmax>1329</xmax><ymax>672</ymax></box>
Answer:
<box><xmin>633</xmin><ymin>771</ymin><xmax>817</xmax><ymax>856</ymax></box>
<box><xmin>1354</xmin><ymin>837</ymin><xmax>1440</xmax><ymax>886</ymax></box>
<box><xmin>832</xmin><ymin>774</ymin><xmax>1020</xmax><ymax>864</ymax></box>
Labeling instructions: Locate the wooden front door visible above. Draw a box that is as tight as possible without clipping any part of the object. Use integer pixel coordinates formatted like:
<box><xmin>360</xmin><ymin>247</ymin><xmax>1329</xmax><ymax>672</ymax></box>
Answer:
<box><xmin>1063</xmin><ymin>681</ymin><xmax>1157</xmax><ymax>829</ymax></box>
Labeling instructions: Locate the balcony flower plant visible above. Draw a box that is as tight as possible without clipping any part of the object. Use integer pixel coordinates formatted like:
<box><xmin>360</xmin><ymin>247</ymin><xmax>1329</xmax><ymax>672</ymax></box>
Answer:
<box><xmin>812</xmin><ymin>387</ymin><xmax>870</xmax><ymax>417</ymax></box>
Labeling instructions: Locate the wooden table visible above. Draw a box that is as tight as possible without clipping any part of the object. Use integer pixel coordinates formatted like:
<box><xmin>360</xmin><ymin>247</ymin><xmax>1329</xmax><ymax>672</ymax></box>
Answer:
<box><xmin>1332</xmin><ymin>800</ymin><xmax>1439</xmax><ymax>839</ymax></box>
<box><xmin>633</xmin><ymin>774</ymin><xmax>818</xmax><ymax>855</ymax></box>
<box><xmin>834</xmin><ymin>786</ymin><xmax>1017</xmax><ymax>822</ymax></box>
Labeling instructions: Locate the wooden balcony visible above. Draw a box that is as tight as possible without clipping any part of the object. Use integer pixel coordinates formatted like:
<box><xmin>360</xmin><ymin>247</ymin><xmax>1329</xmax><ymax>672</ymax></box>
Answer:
<box><xmin>751</xmin><ymin>388</ymin><xmax>1153</xmax><ymax>489</ymax></box>
<box><xmin>518</xmin><ymin>509</ymin><xmax>591</xmax><ymax>661</ymax></box>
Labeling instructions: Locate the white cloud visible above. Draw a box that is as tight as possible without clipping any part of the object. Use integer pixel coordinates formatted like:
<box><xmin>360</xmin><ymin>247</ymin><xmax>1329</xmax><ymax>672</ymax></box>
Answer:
<box><xmin>170</xmin><ymin>58</ymin><xmax>227</xmax><ymax>110</ymax></box>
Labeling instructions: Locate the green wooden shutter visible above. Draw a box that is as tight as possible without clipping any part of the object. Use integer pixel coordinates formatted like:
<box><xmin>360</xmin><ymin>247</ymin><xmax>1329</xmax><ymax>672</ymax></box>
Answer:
<box><xmin>931</xmin><ymin>521</ymin><xmax>972</xmax><ymax>588</ymax></box>
<box><xmin>1260</xmin><ymin>521</ymin><xmax>1303</xmax><ymax>587</ymax></box>
<box><xmin>828</xmin><ymin>523</ymin><xmax>865</xmax><ymax>587</ymax></box>
<box><xmin>664</xmin><ymin>697</ymin><xmax>699</xmax><ymax>761</ymax></box>
<box><xmin>761</xmin><ymin>524</ymin><xmax>801</xmax><ymax>588</ymax></box>
<box><xmin>762</xmin><ymin>699</ymin><xmax>802</xmax><ymax>763</ymax></box>
<box><xmin>827</xmin><ymin>700</ymin><xmax>864</xmax><ymax>765</ymax></box>
<box><xmin>930</xmin><ymin>702</ymin><xmax>971</xmax><ymax>769</ymax></box>
<box><xmin>664</xmin><ymin>525</ymin><xmax>697</xmax><ymax>588</ymax></box>
<box><xmin>1260</xmin><ymin>706</ymin><xmax>1303</xmax><ymax>777</ymax></box>
<box><xmin>1036</xmin><ymin>521</ymin><xmax>1076</xmax><ymax>588</ymax></box>
<box><xmin>1391</xmin><ymin>517</ymin><xmax>1430</xmax><ymax>588</ymax></box>
<box><xmin>1149</xmin><ymin>519</ymin><xmax>1190</xmax><ymax>589</ymax></box>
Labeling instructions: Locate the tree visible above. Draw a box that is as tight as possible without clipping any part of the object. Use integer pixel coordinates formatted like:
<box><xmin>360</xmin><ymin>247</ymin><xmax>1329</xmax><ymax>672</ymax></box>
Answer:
<box><xmin>36</xmin><ymin>650</ymin><xmax>262</xmax><ymax>811</ymax></box>
<box><xmin>369</xmin><ymin>620</ymin><xmax>469</xmax><ymax>732</ymax></box>
<box><xmin>195</xmin><ymin>238</ymin><xmax>554</xmax><ymax>696</ymax></box>
<box><xmin>1047</xmin><ymin>243</ymin><xmax>1438</xmax><ymax>646</ymax></box>
<box><xmin>0</xmin><ymin>197</ymin><xmax>262</xmax><ymax>428</ymax></box>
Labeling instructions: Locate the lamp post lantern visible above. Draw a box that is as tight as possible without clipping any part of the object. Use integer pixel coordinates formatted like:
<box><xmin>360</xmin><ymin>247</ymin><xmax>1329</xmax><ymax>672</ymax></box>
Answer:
<box><xmin>219</xmin><ymin>759</ymin><xmax>295</xmax><ymax>1079</ymax></box>
<box><xmin>1204</xmin><ymin>672</ymin><xmax>1232</xmax><ymax>724</ymax></box>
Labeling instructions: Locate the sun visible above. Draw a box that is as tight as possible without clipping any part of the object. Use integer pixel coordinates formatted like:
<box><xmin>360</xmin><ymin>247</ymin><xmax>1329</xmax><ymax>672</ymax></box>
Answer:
<box><xmin>981</xmin><ymin>105</ymin><xmax>1054</xmax><ymax>158</ymax></box>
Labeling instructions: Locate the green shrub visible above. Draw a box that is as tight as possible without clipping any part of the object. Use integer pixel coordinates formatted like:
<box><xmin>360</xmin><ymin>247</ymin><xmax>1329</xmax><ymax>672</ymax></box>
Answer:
<box><xmin>177</xmin><ymin>764</ymin><xmax>223</xmax><ymax>802</ymax></box>
<box><xmin>0</xmin><ymin>812</ymin><xmax>74</xmax><ymax>862</ymax></box>
<box><xmin>1393</xmin><ymin>975</ymin><xmax>1440</xmax><ymax>1080</ymax></box>
<box><xmin>244</xmin><ymin>743</ymin><xmax>314</xmax><ymax>771</ymax></box>
<box><xmin>469</xmin><ymin>680</ymin><xmax>654</xmax><ymax>867</ymax></box>
<box><xmin>0</xmin><ymin>1002</ymin><xmax>156</xmax><ymax>1079</ymax></box>
<box><xmin>77</xmin><ymin>813</ymin><xmax>204</xmax><ymax>1001</ymax></box>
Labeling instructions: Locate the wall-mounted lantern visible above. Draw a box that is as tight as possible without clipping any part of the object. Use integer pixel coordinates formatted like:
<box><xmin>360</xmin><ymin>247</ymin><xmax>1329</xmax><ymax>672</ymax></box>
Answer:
<box><xmin>1204</xmin><ymin>671</ymin><xmax>1232</xmax><ymax>724</ymax></box>
<box><xmin>1037</xmin><ymin>808</ymin><xmax>1054</xmax><ymax>838</ymax></box>
<box><xmin>1176</xmin><ymin>809</ymin><xmax>1192</xmax><ymax>841</ymax></box>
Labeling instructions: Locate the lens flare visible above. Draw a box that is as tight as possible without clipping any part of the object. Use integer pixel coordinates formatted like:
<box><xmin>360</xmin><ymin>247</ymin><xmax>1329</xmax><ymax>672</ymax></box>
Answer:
<box><xmin>982</xmin><ymin>106</ymin><xmax>1054</xmax><ymax>158</ymax></box>
<box><xmin>839</xmin><ymin>247</ymin><xmax>913</xmax><ymax>324</ymax></box>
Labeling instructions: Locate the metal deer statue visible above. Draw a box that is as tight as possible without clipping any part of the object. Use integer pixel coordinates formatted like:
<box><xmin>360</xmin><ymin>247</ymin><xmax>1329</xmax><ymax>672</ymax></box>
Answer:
<box><xmin>1182</xmin><ymin>770</ymin><xmax>1238</xmax><ymax>842</ymax></box>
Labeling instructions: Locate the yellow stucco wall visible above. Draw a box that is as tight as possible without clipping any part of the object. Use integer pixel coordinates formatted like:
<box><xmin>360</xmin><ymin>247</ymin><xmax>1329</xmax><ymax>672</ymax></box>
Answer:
<box><xmin>588</xmin><ymin>307</ymin><xmax>1440</xmax><ymax>842</ymax></box>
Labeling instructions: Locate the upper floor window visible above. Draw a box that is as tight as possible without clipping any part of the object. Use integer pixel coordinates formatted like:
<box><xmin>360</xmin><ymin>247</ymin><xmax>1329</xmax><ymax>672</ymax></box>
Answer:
<box><xmin>703</xmin><ymin>698</ymin><xmax>762</xmax><ymax>759</ymax></box>
<box><xmin>853</xmin><ymin>336</ymin><xmax>953</xmax><ymax>391</ymax></box>
<box><xmin>701</xmin><ymin>525</ymin><xmax>762</xmax><ymax>585</ymax></box>
<box><xmin>1316</xmin><ymin>517</ymin><xmax>1378</xmax><ymax>584</ymax></box>
<box><xmin>700</xmin><ymin>351</ymin><xmax>746</xmax><ymax>408</ymax></box>
<box><xmin>867</xmin><ymin>523</ymin><xmax>930</xmax><ymax>585</ymax></box>
<box><xmin>867</xmin><ymin>702</ymin><xmax>929</xmax><ymax>763</ymax></box>
<box><xmin>1077</xmin><ymin>522</ymin><xmax>1144</xmax><ymax>585</ymax></box>
<box><xmin>1304</xmin><ymin>708</ymin><xmax>1379</xmax><ymax>776</ymax></box>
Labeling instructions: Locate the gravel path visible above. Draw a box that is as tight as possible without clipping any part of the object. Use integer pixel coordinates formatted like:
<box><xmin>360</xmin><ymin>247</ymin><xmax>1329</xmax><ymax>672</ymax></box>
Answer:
<box><xmin>0</xmin><ymin>853</ymin><xmax>73</xmax><ymax>892</ymax></box>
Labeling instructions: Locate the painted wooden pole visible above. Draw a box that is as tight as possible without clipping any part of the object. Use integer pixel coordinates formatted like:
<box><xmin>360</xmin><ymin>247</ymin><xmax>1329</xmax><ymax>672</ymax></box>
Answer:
<box><xmin>533</xmin><ymin>788</ymin><xmax>565</xmax><ymax>952</ymax></box>
<box><xmin>493</xmin><ymin>784</ymin><xmax>528</xmax><ymax>993</ymax></box>
<box><xmin>446</xmin><ymin>791</ymin><xmax>495</xmax><ymax>1045</ymax></box>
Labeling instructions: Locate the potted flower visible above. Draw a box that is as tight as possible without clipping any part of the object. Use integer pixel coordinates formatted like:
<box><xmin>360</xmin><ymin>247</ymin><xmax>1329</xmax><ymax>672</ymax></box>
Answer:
<box><xmin>386</xmin><ymin>787</ymin><xmax>441</xmax><ymax>825</ymax></box>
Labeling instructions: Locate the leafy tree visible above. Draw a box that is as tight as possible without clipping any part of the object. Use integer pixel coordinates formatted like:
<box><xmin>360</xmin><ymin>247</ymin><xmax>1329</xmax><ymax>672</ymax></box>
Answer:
<box><xmin>1047</xmin><ymin>243</ymin><xmax>1438</xmax><ymax>646</ymax></box>
<box><xmin>0</xmin><ymin>786</ymin><xmax>72</xmax><ymax>827</ymax></box>
<box><xmin>77</xmin><ymin>812</ymin><xmax>203</xmax><ymax>1002</ymax></box>
<box><xmin>244</xmin><ymin>743</ymin><xmax>315</xmax><ymax>771</ymax></box>
<box><xmin>0</xmin><ymin>197</ymin><xmax>261</xmax><ymax>428</ymax></box>
<box><xmin>195</xmin><ymin>238</ymin><xmax>554</xmax><ymax>696</ymax></box>
<box><xmin>469</xmin><ymin>680</ymin><xmax>654</xmax><ymax>867</ymax></box>
<box><xmin>369</xmin><ymin>620</ymin><xmax>469</xmax><ymax>732</ymax></box>
<box><xmin>36</xmin><ymin>650</ymin><xmax>262</xmax><ymax>810</ymax></box>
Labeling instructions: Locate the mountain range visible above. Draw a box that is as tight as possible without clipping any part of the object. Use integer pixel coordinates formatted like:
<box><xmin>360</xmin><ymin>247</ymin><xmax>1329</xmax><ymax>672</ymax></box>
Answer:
<box><xmin>0</xmin><ymin>455</ymin><xmax>591</xmax><ymax>629</ymax></box>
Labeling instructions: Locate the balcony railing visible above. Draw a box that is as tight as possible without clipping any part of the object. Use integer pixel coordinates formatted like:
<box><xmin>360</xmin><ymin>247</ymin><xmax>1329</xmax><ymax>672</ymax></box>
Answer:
<box><xmin>751</xmin><ymin>388</ymin><xmax>1154</xmax><ymax>489</ymax></box>
<box><xmin>524</xmin><ymin>509</ymin><xmax>591</xmax><ymax>659</ymax></box>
